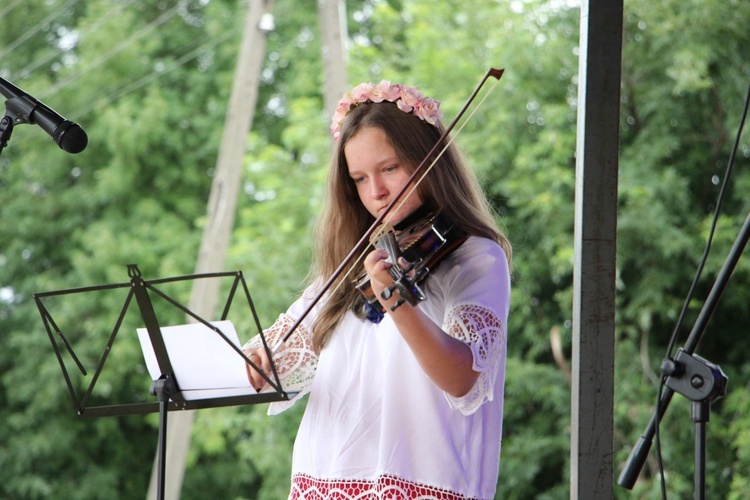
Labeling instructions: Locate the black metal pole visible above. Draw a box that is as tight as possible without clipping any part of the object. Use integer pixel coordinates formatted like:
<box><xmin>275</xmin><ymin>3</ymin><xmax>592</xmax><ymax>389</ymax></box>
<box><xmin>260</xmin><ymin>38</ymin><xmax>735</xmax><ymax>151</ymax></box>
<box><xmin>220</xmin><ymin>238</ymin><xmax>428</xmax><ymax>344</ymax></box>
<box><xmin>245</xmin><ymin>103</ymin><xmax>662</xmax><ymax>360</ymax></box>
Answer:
<box><xmin>156</xmin><ymin>399</ymin><xmax>168</xmax><ymax>500</ymax></box>
<box><xmin>692</xmin><ymin>400</ymin><xmax>710</xmax><ymax>500</ymax></box>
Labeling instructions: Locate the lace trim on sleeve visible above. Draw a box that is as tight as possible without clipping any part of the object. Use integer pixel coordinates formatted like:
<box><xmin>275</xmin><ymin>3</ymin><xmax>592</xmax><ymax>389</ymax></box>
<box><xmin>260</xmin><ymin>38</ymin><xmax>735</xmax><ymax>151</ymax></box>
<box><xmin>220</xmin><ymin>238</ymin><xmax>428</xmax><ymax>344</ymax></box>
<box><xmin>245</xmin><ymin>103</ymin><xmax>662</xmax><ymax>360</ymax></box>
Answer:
<box><xmin>443</xmin><ymin>303</ymin><xmax>507</xmax><ymax>415</ymax></box>
<box><xmin>242</xmin><ymin>312</ymin><xmax>318</xmax><ymax>415</ymax></box>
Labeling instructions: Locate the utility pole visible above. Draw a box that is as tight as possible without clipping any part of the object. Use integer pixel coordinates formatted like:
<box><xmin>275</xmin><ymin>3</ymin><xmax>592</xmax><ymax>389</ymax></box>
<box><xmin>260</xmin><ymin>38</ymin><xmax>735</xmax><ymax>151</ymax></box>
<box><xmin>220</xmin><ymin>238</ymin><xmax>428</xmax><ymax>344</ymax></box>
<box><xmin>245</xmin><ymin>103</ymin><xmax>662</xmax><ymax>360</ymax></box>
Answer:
<box><xmin>145</xmin><ymin>1</ymin><xmax>274</xmax><ymax>498</ymax></box>
<box><xmin>317</xmin><ymin>0</ymin><xmax>349</xmax><ymax>116</ymax></box>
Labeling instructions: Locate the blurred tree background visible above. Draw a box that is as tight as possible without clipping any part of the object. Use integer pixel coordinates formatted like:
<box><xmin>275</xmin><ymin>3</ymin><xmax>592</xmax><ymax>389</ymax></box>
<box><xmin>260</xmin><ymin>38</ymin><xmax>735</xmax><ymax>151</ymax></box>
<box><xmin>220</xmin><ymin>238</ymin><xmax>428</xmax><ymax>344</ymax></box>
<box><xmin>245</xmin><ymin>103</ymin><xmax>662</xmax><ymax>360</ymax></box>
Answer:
<box><xmin>1</xmin><ymin>0</ymin><xmax>749</xmax><ymax>498</ymax></box>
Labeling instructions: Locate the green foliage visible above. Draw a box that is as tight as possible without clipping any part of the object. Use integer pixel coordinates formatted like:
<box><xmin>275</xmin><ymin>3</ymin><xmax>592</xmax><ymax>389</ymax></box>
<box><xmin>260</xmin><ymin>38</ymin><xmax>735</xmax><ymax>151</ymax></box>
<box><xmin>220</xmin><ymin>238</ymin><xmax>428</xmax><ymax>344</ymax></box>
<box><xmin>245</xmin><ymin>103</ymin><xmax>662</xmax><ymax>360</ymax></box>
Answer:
<box><xmin>2</xmin><ymin>0</ymin><xmax>750</xmax><ymax>498</ymax></box>
<box><xmin>614</xmin><ymin>1</ymin><xmax>750</xmax><ymax>497</ymax></box>
<box><xmin>1</xmin><ymin>0</ymin><xmax>241</xmax><ymax>497</ymax></box>
<box><xmin>498</xmin><ymin>358</ymin><xmax>570</xmax><ymax>499</ymax></box>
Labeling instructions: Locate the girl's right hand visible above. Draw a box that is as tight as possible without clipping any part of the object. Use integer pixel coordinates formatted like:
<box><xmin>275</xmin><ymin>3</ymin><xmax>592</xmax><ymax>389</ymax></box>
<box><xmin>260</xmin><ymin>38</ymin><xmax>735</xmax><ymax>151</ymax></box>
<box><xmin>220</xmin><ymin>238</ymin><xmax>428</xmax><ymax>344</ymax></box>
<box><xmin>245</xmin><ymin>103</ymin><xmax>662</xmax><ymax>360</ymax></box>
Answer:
<box><xmin>243</xmin><ymin>347</ymin><xmax>271</xmax><ymax>392</ymax></box>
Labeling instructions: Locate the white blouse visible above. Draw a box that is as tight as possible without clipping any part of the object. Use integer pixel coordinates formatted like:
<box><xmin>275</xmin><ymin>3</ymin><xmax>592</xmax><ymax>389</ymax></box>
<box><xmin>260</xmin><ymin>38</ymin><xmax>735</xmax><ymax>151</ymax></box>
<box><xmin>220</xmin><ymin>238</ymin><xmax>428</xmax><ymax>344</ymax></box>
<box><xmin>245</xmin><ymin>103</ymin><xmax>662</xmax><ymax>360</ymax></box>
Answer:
<box><xmin>245</xmin><ymin>236</ymin><xmax>510</xmax><ymax>499</ymax></box>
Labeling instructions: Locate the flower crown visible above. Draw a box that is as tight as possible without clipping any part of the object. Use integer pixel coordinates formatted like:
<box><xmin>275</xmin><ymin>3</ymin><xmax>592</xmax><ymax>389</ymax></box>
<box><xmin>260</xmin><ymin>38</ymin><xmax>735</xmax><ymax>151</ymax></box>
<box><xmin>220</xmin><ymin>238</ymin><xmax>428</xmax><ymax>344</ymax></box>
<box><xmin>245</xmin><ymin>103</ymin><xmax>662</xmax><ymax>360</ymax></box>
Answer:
<box><xmin>330</xmin><ymin>80</ymin><xmax>443</xmax><ymax>141</ymax></box>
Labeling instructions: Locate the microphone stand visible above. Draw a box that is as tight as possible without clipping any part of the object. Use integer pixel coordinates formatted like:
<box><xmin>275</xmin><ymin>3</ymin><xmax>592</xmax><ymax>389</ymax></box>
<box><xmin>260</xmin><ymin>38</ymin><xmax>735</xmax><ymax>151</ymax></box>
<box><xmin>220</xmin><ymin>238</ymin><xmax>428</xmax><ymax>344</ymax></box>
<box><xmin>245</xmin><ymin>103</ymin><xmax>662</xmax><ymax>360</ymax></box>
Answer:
<box><xmin>2</xmin><ymin>91</ymin><xmax>30</xmax><ymax>156</ymax></box>
<box><xmin>617</xmin><ymin>210</ymin><xmax>749</xmax><ymax>497</ymax></box>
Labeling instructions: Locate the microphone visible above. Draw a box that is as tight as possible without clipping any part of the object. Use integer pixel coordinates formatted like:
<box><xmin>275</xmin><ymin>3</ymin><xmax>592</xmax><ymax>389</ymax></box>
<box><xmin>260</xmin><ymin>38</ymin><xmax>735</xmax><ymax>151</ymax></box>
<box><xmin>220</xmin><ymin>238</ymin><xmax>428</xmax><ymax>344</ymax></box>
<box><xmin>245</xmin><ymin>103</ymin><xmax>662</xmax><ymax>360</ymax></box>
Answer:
<box><xmin>0</xmin><ymin>76</ymin><xmax>88</xmax><ymax>154</ymax></box>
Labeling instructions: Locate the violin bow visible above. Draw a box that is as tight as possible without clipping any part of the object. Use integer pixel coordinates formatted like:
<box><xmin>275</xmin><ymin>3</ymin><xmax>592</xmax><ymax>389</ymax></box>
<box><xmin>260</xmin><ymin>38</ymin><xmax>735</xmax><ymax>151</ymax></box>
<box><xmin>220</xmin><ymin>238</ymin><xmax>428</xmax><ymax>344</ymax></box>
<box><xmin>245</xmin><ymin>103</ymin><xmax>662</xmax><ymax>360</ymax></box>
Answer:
<box><xmin>274</xmin><ymin>67</ymin><xmax>504</xmax><ymax>350</ymax></box>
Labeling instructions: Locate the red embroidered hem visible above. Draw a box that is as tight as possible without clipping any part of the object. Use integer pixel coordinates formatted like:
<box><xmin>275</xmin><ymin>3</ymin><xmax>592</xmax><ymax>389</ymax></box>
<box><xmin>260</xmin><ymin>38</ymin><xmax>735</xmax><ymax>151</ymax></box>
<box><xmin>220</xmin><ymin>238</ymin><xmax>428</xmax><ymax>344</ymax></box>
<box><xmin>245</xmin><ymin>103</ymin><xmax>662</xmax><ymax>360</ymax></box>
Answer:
<box><xmin>289</xmin><ymin>473</ymin><xmax>478</xmax><ymax>500</ymax></box>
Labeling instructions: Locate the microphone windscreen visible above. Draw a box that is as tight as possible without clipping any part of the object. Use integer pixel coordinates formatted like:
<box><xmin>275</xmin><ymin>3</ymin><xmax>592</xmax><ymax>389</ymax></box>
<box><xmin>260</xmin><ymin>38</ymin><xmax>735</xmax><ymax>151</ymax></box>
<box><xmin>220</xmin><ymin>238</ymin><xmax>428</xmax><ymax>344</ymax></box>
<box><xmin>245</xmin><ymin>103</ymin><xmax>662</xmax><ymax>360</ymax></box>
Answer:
<box><xmin>54</xmin><ymin>121</ymin><xmax>88</xmax><ymax>154</ymax></box>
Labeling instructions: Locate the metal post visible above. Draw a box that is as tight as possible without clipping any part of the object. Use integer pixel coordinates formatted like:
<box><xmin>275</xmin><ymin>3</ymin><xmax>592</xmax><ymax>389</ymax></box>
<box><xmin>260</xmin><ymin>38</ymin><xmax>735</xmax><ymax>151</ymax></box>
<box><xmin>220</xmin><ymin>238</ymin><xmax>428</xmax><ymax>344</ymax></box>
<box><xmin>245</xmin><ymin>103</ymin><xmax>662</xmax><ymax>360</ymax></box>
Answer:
<box><xmin>571</xmin><ymin>0</ymin><xmax>623</xmax><ymax>497</ymax></box>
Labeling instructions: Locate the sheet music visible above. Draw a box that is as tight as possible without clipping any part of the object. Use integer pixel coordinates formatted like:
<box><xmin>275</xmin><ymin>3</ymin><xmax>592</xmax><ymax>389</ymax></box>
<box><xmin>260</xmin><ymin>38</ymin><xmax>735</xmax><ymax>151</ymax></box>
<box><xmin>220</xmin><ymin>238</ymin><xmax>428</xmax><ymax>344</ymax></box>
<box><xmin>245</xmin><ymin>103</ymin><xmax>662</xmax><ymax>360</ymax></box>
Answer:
<box><xmin>136</xmin><ymin>320</ymin><xmax>256</xmax><ymax>400</ymax></box>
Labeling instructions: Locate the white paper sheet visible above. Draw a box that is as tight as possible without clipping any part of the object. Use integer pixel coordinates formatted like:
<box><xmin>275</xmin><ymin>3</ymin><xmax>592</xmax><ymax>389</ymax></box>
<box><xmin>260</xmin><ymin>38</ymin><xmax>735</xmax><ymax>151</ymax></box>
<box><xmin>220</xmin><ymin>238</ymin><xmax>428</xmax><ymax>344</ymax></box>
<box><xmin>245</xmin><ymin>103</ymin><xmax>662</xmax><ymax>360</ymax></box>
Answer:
<box><xmin>136</xmin><ymin>320</ymin><xmax>256</xmax><ymax>399</ymax></box>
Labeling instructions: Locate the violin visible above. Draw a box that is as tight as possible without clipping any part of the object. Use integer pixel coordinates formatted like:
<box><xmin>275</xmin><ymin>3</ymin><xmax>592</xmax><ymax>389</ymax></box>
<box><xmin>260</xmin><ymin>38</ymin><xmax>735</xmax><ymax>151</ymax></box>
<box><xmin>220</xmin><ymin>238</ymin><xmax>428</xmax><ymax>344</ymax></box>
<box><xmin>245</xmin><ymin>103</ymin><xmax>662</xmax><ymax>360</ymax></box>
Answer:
<box><xmin>354</xmin><ymin>210</ymin><xmax>467</xmax><ymax>311</ymax></box>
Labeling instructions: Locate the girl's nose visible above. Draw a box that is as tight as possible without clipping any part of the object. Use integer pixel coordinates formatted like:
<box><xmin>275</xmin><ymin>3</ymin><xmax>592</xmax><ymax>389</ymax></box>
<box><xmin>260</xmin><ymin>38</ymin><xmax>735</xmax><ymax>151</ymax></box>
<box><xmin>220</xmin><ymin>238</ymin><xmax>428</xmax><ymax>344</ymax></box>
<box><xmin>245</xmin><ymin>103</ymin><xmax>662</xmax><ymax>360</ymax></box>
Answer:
<box><xmin>370</xmin><ymin>178</ymin><xmax>387</xmax><ymax>200</ymax></box>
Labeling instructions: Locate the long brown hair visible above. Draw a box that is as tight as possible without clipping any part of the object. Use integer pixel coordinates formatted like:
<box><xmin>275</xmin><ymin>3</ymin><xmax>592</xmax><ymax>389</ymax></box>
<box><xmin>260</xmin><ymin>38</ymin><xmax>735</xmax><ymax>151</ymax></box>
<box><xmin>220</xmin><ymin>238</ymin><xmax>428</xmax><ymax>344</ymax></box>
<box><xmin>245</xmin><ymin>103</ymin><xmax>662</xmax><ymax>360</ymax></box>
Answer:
<box><xmin>309</xmin><ymin>100</ymin><xmax>511</xmax><ymax>352</ymax></box>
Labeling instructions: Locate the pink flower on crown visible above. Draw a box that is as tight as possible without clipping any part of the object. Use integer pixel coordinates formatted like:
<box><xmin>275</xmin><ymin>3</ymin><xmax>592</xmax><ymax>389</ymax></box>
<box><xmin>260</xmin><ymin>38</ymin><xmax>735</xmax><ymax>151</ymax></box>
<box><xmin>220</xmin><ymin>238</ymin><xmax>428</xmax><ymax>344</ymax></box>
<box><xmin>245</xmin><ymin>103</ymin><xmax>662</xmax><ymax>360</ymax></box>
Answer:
<box><xmin>330</xmin><ymin>80</ymin><xmax>443</xmax><ymax>141</ymax></box>
<box><xmin>375</xmin><ymin>81</ymin><xmax>402</xmax><ymax>102</ymax></box>
<box><xmin>349</xmin><ymin>82</ymin><xmax>374</xmax><ymax>102</ymax></box>
<box><xmin>399</xmin><ymin>86</ymin><xmax>424</xmax><ymax>110</ymax></box>
<box><xmin>414</xmin><ymin>97</ymin><xmax>442</xmax><ymax>125</ymax></box>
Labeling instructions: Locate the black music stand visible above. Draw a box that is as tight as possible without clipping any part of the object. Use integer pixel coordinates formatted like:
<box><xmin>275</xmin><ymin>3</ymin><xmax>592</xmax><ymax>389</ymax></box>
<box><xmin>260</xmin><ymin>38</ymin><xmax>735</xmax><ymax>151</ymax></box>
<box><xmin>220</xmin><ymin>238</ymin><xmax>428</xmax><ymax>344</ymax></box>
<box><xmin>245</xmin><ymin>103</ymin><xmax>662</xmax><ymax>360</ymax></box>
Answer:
<box><xmin>33</xmin><ymin>264</ymin><xmax>296</xmax><ymax>500</ymax></box>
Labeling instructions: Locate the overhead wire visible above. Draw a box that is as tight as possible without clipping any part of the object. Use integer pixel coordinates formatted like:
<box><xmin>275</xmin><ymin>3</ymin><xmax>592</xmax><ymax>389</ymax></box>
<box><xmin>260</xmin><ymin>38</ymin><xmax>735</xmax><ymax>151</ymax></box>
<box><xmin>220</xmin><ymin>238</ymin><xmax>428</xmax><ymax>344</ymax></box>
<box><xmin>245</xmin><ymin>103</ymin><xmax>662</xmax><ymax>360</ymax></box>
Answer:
<box><xmin>36</xmin><ymin>2</ymin><xmax>184</xmax><ymax>101</ymax></box>
<box><xmin>7</xmin><ymin>0</ymin><xmax>244</xmax><ymax>148</ymax></box>
<box><xmin>14</xmin><ymin>0</ymin><xmax>142</xmax><ymax>79</ymax></box>
<box><xmin>73</xmin><ymin>28</ymin><xmax>240</xmax><ymax>119</ymax></box>
<box><xmin>0</xmin><ymin>0</ymin><xmax>25</xmax><ymax>20</ymax></box>
<box><xmin>0</xmin><ymin>0</ymin><xmax>83</xmax><ymax>61</ymax></box>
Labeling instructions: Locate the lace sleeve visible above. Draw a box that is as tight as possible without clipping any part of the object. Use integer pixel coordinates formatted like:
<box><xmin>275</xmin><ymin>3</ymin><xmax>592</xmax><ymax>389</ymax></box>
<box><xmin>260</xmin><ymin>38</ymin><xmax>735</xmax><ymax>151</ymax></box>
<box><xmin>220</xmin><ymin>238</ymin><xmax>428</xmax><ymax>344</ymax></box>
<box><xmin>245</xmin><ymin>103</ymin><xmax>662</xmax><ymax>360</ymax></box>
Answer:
<box><xmin>442</xmin><ymin>304</ymin><xmax>507</xmax><ymax>415</ymax></box>
<box><xmin>242</xmin><ymin>312</ymin><xmax>318</xmax><ymax>415</ymax></box>
<box><xmin>423</xmin><ymin>237</ymin><xmax>510</xmax><ymax>415</ymax></box>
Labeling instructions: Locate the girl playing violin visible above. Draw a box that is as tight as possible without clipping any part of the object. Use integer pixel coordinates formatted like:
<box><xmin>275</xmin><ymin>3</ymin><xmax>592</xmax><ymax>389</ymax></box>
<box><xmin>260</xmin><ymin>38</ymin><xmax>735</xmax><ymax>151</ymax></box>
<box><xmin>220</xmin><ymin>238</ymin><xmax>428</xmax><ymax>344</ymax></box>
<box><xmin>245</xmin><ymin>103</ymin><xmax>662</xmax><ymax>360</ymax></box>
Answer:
<box><xmin>243</xmin><ymin>80</ymin><xmax>511</xmax><ymax>499</ymax></box>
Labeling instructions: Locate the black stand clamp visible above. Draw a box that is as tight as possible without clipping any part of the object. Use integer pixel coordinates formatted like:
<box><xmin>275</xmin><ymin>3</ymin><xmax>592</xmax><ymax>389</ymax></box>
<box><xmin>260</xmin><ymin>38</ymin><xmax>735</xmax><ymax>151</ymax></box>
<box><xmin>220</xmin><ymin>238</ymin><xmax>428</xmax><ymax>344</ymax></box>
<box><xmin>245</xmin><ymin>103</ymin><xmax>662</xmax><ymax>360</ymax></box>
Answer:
<box><xmin>663</xmin><ymin>349</ymin><xmax>728</xmax><ymax>499</ymax></box>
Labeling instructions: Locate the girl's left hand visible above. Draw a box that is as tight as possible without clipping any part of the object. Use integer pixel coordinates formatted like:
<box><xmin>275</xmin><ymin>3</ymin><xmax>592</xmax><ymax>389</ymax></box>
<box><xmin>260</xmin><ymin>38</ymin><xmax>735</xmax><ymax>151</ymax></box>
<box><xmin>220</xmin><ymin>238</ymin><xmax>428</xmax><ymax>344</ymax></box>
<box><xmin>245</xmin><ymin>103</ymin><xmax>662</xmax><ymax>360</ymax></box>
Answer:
<box><xmin>363</xmin><ymin>248</ymin><xmax>398</xmax><ymax>310</ymax></box>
